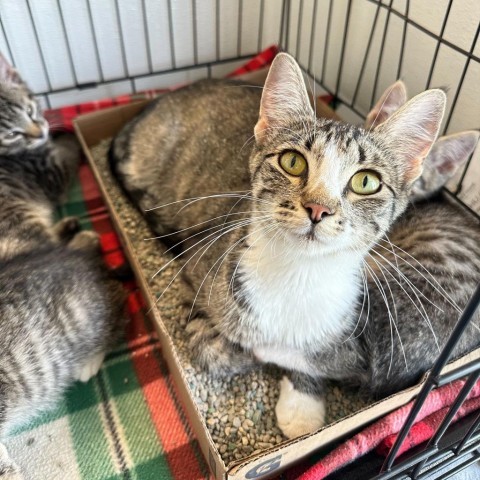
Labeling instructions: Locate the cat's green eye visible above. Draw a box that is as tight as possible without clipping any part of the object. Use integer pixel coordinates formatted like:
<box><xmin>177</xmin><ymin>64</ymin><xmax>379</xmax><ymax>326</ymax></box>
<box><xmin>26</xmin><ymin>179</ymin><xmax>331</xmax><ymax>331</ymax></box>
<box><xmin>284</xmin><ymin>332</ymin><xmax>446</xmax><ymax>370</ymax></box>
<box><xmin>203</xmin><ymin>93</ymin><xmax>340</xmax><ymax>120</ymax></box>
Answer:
<box><xmin>279</xmin><ymin>151</ymin><xmax>307</xmax><ymax>176</ymax></box>
<box><xmin>26</xmin><ymin>105</ymin><xmax>34</xmax><ymax>117</ymax></box>
<box><xmin>350</xmin><ymin>170</ymin><xmax>382</xmax><ymax>195</ymax></box>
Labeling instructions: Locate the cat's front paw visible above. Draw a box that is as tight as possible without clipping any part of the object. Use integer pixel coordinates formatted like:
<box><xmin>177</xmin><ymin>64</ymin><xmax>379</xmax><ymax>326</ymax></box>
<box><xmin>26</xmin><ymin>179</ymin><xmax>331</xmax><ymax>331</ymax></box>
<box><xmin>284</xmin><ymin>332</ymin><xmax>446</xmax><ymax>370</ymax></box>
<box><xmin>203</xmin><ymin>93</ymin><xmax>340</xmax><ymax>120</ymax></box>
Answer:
<box><xmin>53</xmin><ymin>216</ymin><xmax>81</xmax><ymax>242</ymax></box>
<box><xmin>186</xmin><ymin>319</ymin><xmax>232</xmax><ymax>377</ymax></box>
<box><xmin>76</xmin><ymin>352</ymin><xmax>105</xmax><ymax>383</ymax></box>
<box><xmin>186</xmin><ymin>318</ymin><xmax>253</xmax><ymax>377</ymax></box>
<box><xmin>275</xmin><ymin>376</ymin><xmax>326</xmax><ymax>439</ymax></box>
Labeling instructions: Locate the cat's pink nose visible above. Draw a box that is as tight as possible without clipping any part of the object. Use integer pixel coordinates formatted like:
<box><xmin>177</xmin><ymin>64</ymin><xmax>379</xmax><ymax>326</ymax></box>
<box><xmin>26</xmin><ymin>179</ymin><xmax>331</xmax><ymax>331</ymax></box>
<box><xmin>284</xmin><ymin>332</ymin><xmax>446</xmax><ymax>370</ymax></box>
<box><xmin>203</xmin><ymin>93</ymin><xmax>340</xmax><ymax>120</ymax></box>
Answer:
<box><xmin>303</xmin><ymin>202</ymin><xmax>332</xmax><ymax>224</ymax></box>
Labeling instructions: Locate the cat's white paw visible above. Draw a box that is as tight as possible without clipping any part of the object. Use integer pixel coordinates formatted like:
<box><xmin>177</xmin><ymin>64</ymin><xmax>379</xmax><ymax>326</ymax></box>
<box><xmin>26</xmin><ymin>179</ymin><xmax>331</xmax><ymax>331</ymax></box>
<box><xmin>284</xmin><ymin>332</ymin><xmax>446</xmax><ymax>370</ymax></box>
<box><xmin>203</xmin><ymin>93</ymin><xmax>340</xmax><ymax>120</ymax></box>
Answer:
<box><xmin>77</xmin><ymin>352</ymin><xmax>105</xmax><ymax>383</ymax></box>
<box><xmin>275</xmin><ymin>376</ymin><xmax>325</xmax><ymax>439</ymax></box>
<box><xmin>0</xmin><ymin>444</ymin><xmax>23</xmax><ymax>480</ymax></box>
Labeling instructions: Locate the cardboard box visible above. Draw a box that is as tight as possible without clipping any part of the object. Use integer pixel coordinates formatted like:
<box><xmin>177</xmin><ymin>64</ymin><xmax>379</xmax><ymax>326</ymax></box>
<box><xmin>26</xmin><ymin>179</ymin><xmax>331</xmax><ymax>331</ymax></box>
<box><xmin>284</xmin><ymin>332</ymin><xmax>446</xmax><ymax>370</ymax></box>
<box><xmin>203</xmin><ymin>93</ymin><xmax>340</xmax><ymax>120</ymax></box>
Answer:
<box><xmin>74</xmin><ymin>96</ymin><xmax>479</xmax><ymax>480</ymax></box>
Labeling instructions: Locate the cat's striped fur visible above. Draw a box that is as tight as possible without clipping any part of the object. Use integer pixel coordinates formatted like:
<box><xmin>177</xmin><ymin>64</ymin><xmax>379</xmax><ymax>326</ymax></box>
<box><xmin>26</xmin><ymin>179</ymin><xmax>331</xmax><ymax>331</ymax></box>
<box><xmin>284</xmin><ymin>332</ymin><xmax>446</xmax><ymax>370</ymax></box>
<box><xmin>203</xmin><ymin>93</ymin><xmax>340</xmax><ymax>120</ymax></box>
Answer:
<box><xmin>110</xmin><ymin>53</ymin><xmax>478</xmax><ymax>439</ymax></box>
<box><xmin>0</xmin><ymin>56</ymin><xmax>126</xmax><ymax>478</ymax></box>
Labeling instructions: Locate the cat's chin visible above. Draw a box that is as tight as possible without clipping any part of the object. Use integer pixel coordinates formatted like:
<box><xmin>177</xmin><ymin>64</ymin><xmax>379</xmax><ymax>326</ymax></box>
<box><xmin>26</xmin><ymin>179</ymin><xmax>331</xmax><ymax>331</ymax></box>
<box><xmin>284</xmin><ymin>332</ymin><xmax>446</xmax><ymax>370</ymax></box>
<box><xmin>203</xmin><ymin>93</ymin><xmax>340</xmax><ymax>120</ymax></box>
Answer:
<box><xmin>283</xmin><ymin>230</ymin><xmax>350</xmax><ymax>257</ymax></box>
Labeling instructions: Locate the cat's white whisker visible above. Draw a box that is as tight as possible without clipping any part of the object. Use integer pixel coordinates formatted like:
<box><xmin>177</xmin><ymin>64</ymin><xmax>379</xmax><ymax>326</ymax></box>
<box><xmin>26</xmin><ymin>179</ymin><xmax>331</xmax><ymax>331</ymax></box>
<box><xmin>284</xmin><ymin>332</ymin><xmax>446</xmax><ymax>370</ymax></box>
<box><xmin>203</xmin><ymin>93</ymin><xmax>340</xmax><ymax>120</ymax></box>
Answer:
<box><xmin>344</xmin><ymin>266</ymin><xmax>368</xmax><ymax>342</ymax></box>
<box><xmin>220</xmin><ymin>192</ymin><xmax>257</xmax><ymax>229</ymax></box>
<box><xmin>386</xmin><ymin>242</ymin><xmax>462</xmax><ymax>313</ymax></box>
<box><xmin>375</xmin><ymin>259</ymin><xmax>443</xmax><ymax>367</ymax></box>
<box><xmin>144</xmin><ymin>210</ymin><xmax>267</xmax><ymax>241</ymax></box>
<box><xmin>150</xmin><ymin>215</ymin><xmax>268</xmax><ymax>279</ymax></box>
<box><xmin>372</xmin><ymin>246</ymin><xmax>442</xmax><ymax>327</ymax></box>
<box><xmin>228</xmin><ymin>225</ymin><xmax>278</xmax><ymax>299</ymax></box>
<box><xmin>365</xmin><ymin>237</ymin><xmax>445</xmax><ymax>313</ymax></box>
<box><xmin>186</xmin><ymin>222</ymin><xmax>274</xmax><ymax>315</ymax></box>
<box><xmin>144</xmin><ymin>192</ymin><xmax>245</xmax><ymax>211</ymax></box>
<box><xmin>364</xmin><ymin>261</ymin><xmax>408</xmax><ymax>375</ymax></box>
<box><xmin>358</xmin><ymin>234</ymin><xmax>443</xmax><ymax>350</ymax></box>
<box><xmin>360</xmin><ymin>231</ymin><xmax>457</xmax><ymax>312</ymax></box>
<box><xmin>160</xmin><ymin>215</ymin><xmax>266</xmax><ymax>256</ymax></box>
<box><xmin>368</xmin><ymin>250</ymin><xmax>441</xmax><ymax>352</ymax></box>
<box><xmin>384</xmin><ymin>233</ymin><xmax>402</xmax><ymax>284</ymax></box>
<box><xmin>152</xmin><ymin>217</ymin><xmax>272</xmax><ymax>310</ymax></box>
<box><xmin>190</xmin><ymin>217</ymin><xmax>272</xmax><ymax>274</ymax></box>
<box><xmin>145</xmin><ymin>191</ymin><xmax>273</xmax><ymax>212</ymax></box>
<box><xmin>346</xmin><ymin>244</ymin><xmax>373</xmax><ymax>341</ymax></box>
<box><xmin>175</xmin><ymin>193</ymin><xmax>277</xmax><ymax>215</ymax></box>
<box><xmin>207</xmin><ymin>225</ymin><xmax>274</xmax><ymax>308</ymax></box>
<box><xmin>374</xmin><ymin>234</ymin><xmax>462</xmax><ymax>311</ymax></box>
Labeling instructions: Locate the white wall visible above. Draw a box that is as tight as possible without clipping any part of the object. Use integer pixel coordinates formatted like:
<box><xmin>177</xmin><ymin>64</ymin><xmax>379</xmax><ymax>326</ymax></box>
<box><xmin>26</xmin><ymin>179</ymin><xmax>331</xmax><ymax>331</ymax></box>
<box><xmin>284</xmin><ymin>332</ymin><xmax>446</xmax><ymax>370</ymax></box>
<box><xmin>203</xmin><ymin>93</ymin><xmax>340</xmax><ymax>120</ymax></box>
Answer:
<box><xmin>0</xmin><ymin>0</ymin><xmax>478</xmax><ymax>210</ymax></box>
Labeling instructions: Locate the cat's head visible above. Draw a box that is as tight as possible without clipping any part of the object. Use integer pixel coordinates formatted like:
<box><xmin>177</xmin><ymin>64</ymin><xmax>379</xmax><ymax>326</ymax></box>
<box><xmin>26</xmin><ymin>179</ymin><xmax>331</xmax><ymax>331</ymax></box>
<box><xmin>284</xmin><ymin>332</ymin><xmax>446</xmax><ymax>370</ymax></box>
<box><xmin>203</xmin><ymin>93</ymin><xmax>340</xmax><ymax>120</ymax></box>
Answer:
<box><xmin>366</xmin><ymin>81</ymin><xmax>479</xmax><ymax>202</ymax></box>
<box><xmin>250</xmin><ymin>53</ymin><xmax>446</xmax><ymax>256</ymax></box>
<box><xmin>0</xmin><ymin>53</ymin><xmax>48</xmax><ymax>155</ymax></box>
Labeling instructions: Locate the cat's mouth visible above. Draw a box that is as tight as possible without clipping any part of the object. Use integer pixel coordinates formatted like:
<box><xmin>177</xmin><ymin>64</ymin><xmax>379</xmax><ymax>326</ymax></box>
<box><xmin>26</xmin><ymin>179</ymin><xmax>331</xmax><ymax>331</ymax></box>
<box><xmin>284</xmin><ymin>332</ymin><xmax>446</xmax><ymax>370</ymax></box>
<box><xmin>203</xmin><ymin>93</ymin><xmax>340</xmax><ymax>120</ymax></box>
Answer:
<box><xmin>294</xmin><ymin>224</ymin><xmax>335</xmax><ymax>245</ymax></box>
<box><xmin>294</xmin><ymin>224</ymin><xmax>324</xmax><ymax>243</ymax></box>
<box><xmin>28</xmin><ymin>136</ymin><xmax>48</xmax><ymax>148</ymax></box>
<box><xmin>306</xmin><ymin>226</ymin><xmax>316</xmax><ymax>241</ymax></box>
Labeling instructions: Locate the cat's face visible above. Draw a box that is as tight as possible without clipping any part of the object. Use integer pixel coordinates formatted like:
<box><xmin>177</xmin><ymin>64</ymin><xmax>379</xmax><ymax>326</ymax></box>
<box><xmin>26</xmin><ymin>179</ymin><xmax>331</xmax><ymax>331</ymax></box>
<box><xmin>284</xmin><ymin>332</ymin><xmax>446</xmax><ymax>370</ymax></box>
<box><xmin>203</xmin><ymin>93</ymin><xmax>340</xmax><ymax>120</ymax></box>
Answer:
<box><xmin>250</xmin><ymin>119</ymin><xmax>411</xmax><ymax>255</ymax></box>
<box><xmin>249</xmin><ymin>54</ymin><xmax>446</xmax><ymax>256</ymax></box>
<box><xmin>0</xmin><ymin>55</ymin><xmax>48</xmax><ymax>155</ymax></box>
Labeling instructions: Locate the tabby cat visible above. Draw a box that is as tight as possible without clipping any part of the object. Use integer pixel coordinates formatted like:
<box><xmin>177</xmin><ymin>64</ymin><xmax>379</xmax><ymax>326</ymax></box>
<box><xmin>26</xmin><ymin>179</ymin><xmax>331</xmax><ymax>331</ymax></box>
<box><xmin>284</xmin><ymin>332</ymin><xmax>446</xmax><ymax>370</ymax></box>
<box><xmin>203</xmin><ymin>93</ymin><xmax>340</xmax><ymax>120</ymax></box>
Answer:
<box><xmin>0</xmin><ymin>55</ymin><xmax>126</xmax><ymax>478</ymax></box>
<box><xmin>110</xmin><ymin>53</ymin><xmax>477</xmax><ymax>439</ymax></box>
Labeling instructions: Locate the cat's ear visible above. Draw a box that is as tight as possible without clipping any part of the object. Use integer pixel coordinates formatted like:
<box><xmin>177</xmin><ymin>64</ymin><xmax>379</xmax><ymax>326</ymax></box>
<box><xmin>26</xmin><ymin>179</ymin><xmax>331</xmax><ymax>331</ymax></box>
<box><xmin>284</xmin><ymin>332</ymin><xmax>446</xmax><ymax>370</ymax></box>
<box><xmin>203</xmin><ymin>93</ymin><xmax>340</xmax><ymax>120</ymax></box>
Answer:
<box><xmin>255</xmin><ymin>53</ymin><xmax>314</xmax><ymax>142</ymax></box>
<box><xmin>0</xmin><ymin>52</ymin><xmax>22</xmax><ymax>85</ymax></box>
<box><xmin>365</xmin><ymin>80</ymin><xmax>407</xmax><ymax>129</ymax></box>
<box><xmin>375</xmin><ymin>89</ymin><xmax>446</xmax><ymax>184</ymax></box>
<box><xmin>427</xmin><ymin>130</ymin><xmax>479</xmax><ymax>176</ymax></box>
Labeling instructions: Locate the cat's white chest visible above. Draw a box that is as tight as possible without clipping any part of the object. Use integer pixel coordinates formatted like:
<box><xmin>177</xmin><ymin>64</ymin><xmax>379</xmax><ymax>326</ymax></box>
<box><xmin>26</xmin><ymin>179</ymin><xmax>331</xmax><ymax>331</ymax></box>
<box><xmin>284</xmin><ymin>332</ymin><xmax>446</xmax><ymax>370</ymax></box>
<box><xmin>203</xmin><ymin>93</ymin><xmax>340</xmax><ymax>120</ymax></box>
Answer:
<box><xmin>238</xmin><ymin>238</ymin><xmax>361</xmax><ymax>352</ymax></box>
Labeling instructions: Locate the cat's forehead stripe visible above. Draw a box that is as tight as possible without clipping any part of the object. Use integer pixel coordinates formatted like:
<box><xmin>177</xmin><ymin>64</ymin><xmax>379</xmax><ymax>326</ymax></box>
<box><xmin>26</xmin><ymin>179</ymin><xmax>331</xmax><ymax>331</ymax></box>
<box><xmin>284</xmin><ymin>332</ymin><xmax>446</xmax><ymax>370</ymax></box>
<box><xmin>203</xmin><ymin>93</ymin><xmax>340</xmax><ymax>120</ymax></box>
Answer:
<box><xmin>358</xmin><ymin>144</ymin><xmax>366</xmax><ymax>163</ymax></box>
<box><xmin>304</xmin><ymin>133</ymin><xmax>314</xmax><ymax>151</ymax></box>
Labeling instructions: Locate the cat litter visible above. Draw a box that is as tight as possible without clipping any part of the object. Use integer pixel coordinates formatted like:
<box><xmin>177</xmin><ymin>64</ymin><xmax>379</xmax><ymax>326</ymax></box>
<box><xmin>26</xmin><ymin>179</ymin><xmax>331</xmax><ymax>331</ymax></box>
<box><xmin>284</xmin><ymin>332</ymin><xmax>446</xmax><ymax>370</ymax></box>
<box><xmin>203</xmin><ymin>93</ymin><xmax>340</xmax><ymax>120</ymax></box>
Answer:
<box><xmin>90</xmin><ymin>138</ymin><xmax>369</xmax><ymax>465</ymax></box>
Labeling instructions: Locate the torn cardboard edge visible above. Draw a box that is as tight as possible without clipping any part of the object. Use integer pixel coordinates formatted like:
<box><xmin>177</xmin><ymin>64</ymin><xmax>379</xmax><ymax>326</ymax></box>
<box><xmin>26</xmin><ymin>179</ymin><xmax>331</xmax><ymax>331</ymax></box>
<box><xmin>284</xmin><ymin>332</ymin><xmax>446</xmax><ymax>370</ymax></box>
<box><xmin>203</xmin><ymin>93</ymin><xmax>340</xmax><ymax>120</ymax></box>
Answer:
<box><xmin>73</xmin><ymin>94</ymin><xmax>479</xmax><ymax>480</ymax></box>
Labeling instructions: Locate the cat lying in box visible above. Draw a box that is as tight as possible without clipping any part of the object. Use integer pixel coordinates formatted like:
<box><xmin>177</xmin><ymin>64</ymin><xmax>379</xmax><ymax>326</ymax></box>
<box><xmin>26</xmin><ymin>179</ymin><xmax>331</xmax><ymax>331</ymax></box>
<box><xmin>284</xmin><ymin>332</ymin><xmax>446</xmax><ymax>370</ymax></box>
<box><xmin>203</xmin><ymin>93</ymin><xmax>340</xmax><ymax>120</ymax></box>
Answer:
<box><xmin>110</xmin><ymin>53</ymin><xmax>480</xmax><ymax>438</ymax></box>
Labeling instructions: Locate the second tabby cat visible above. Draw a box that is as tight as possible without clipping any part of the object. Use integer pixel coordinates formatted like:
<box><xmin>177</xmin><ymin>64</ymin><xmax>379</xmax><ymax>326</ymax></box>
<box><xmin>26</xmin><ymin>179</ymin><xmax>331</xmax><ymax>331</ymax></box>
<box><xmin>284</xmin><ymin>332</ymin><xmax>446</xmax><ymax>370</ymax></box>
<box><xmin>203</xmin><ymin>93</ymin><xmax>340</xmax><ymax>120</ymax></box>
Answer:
<box><xmin>0</xmin><ymin>55</ymin><xmax>126</xmax><ymax>478</ymax></box>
